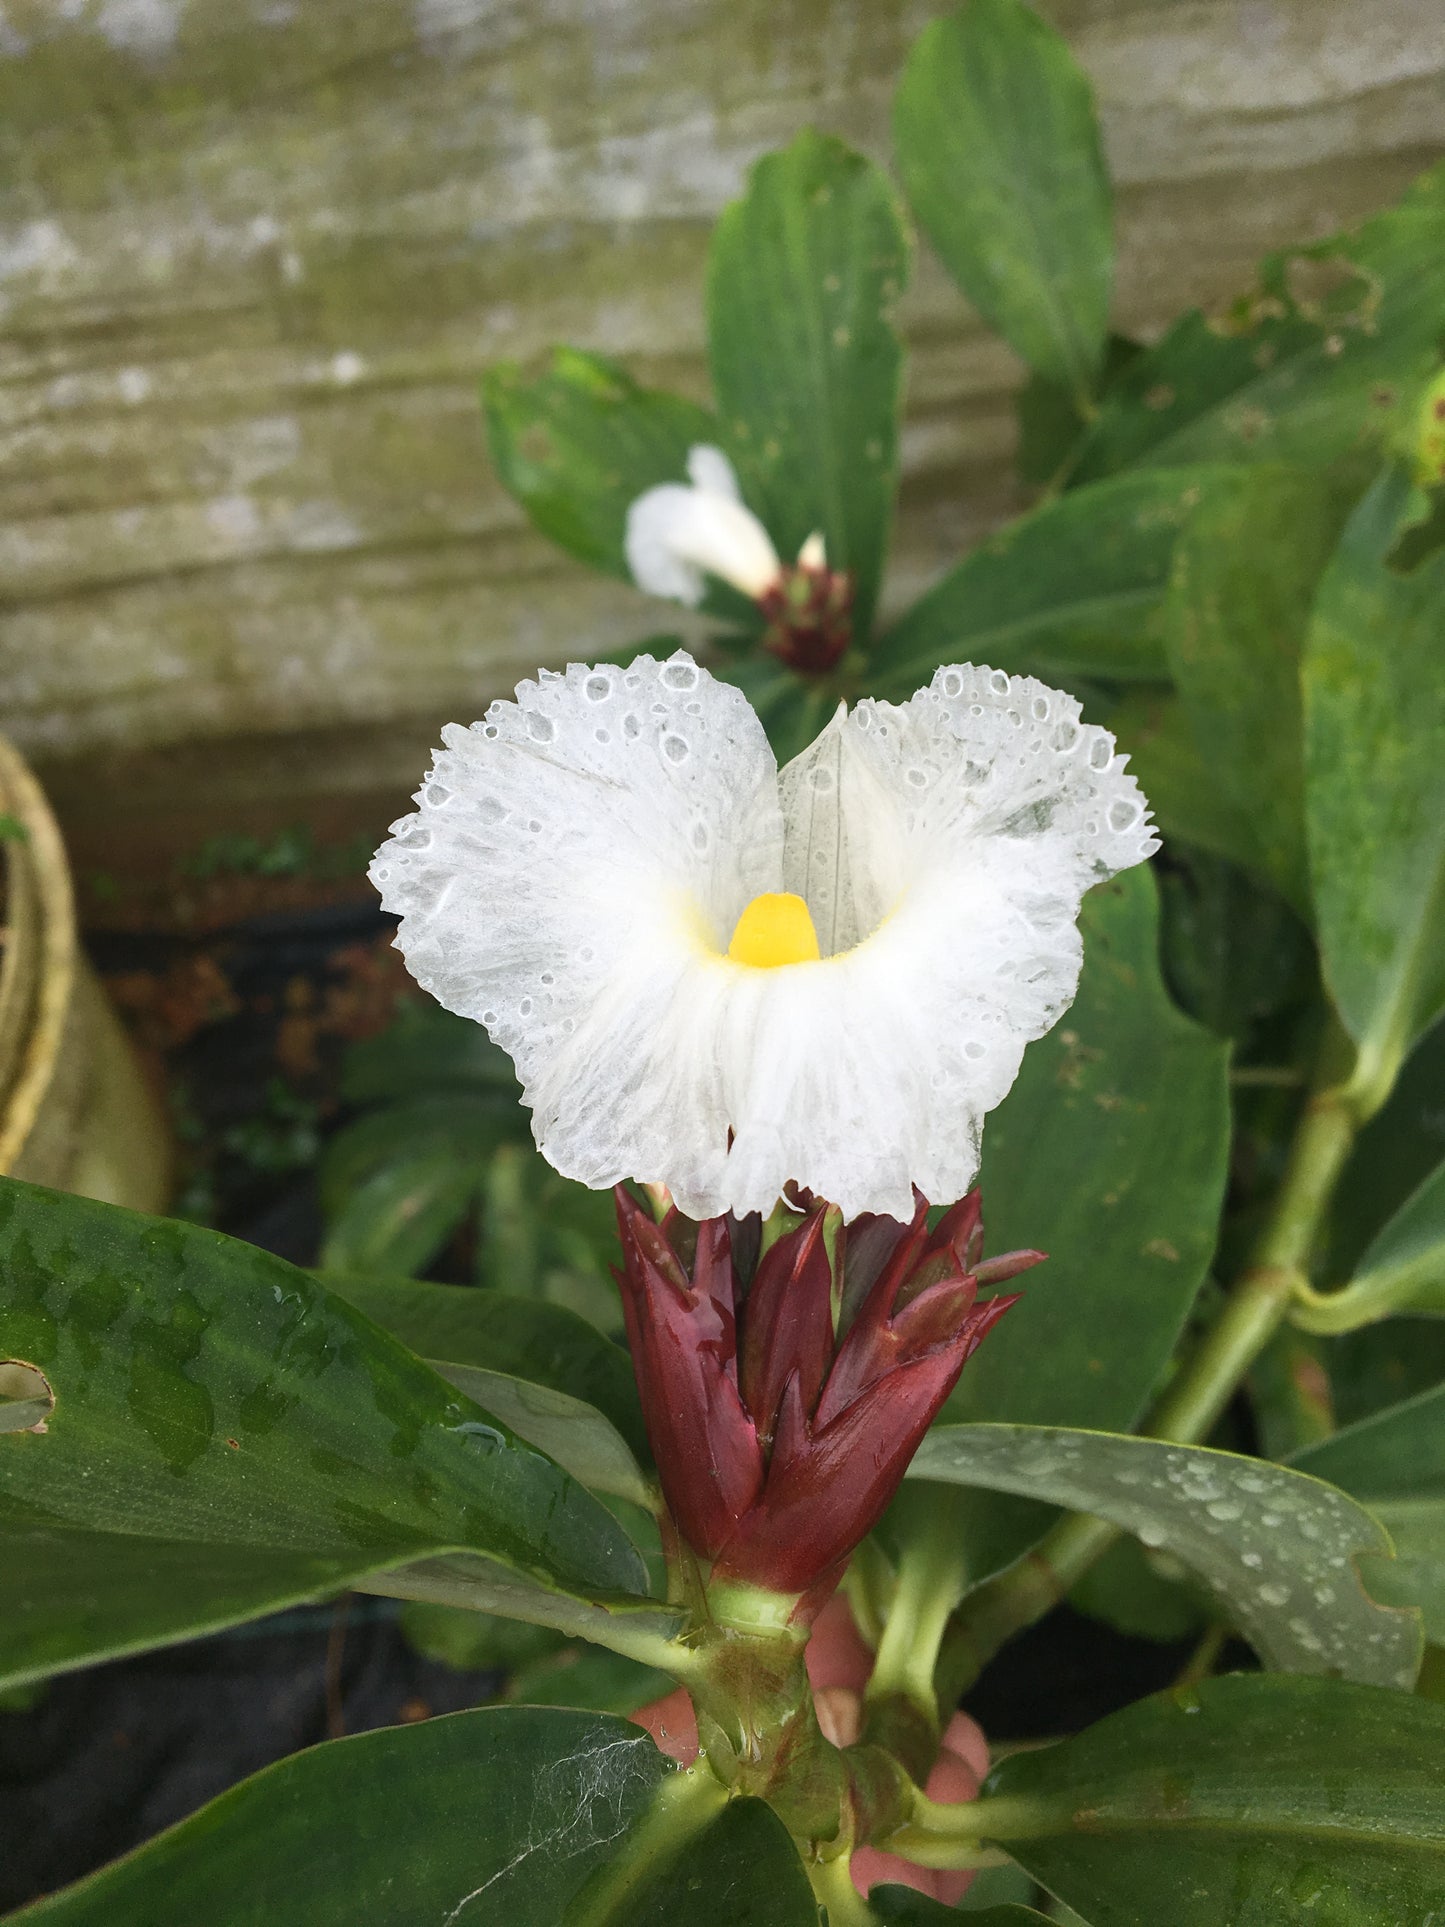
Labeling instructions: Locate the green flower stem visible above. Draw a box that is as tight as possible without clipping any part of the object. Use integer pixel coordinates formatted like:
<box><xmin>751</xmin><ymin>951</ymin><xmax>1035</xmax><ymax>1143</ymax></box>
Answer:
<box><xmin>806</xmin><ymin>1848</ymin><xmax>876</xmax><ymax>1925</ymax></box>
<box><xmin>937</xmin><ymin>1033</ymin><xmax>1365</xmax><ymax>1700</ymax></box>
<box><xmin>861</xmin><ymin>1522</ymin><xmax>967</xmax><ymax>1779</ymax></box>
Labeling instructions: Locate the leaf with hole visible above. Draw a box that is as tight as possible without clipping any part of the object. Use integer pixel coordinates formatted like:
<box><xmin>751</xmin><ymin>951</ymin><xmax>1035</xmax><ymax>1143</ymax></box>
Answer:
<box><xmin>1292</xmin><ymin>1384</ymin><xmax>1445</xmax><ymax>1643</ymax></box>
<box><xmin>908</xmin><ymin>1422</ymin><xmax>1421</xmax><ymax>1688</ymax></box>
<box><xmin>0</xmin><ymin>1179</ymin><xmax>656</xmax><ymax>1691</ymax></box>
<box><xmin>1071</xmin><ymin>161</ymin><xmax>1445</xmax><ymax>481</ymax></box>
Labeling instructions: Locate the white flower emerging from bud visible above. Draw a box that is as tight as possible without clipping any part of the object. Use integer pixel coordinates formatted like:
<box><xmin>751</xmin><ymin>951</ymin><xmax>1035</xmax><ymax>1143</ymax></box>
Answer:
<box><xmin>625</xmin><ymin>445</ymin><xmax>784</xmax><ymax>605</ymax></box>
<box><xmin>372</xmin><ymin>651</ymin><xmax>1157</xmax><ymax>1222</ymax></box>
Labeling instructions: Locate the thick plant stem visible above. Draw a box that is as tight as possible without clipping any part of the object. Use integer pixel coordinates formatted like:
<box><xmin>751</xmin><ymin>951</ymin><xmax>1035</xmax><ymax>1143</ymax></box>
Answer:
<box><xmin>939</xmin><ymin>1049</ymin><xmax>1364</xmax><ymax>1700</ymax></box>
<box><xmin>806</xmin><ymin>1850</ymin><xmax>874</xmax><ymax>1926</ymax></box>
<box><xmin>862</xmin><ymin>1524</ymin><xmax>965</xmax><ymax>1777</ymax></box>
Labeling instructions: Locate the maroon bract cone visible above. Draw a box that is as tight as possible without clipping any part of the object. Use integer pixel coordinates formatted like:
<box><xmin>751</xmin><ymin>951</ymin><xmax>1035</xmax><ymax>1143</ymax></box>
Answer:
<box><xmin>614</xmin><ymin>1187</ymin><xmax>1041</xmax><ymax>1608</ymax></box>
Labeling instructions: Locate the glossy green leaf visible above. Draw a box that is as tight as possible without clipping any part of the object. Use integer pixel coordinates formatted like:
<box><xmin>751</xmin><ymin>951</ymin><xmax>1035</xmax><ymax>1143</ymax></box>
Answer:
<box><xmin>905</xmin><ymin>869</ymin><xmax>1229</xmax><ymax>1588</ymax></box>
<box><xmin>1071</xmin><ymin>161</ymin><xmax>1445</xmax><ymax>480</ymax></box>
<box><xmin>1304</xmin><ymin>465</ymin><xmax>1445</xmax><ymax>1098</ymax></box>
<box><xmin>1293</xmin><ymin>1384</ymin><xmax>1445</xmax><ymax>1642</ymax></box>
<box><xmin>325</xmin><ymin>1272</ymin><xmax>647</xmax><ymax>1462</ymax></box>
<box><xmin>483</xmin><ymin>347</ymin><xmax>717</xmax><ymax>577</ymax></box>
<box><xmin>977</xmin><ymin>1674</ymin><xmax>1445</xmax><ymax>1926</ymax></box>
<box><xmin>318</xmin><ymin>1091</ymin><xmax>521</xmax><ymax>1274</ymax></box>
<box><xmin>707</xmin><ymin>130</ymin><xmax>909</xmax><ymax>637</ymax></box>
<box><xmin>362</xmin><ymin>1550</ymin><xmax>682</xmax><ymax>1658</ymax></box>
<box><xmin>0</xmin><ymin>1179</ymin><xmax>650</xmax><ymax>1690</ymax></box>
<box><xmin>571</xmin><ymin>1795</ymin><xmax>819</xmax><ymax>1925</ymax></box>
<box><xmin>909</xmin><ymin>1423</ymin><xmax>1421</xmax><ymax>1688</ymax></box>
<box><xmin>870</xmin><ymin>469</ymin><xmax>1223</xmax><ymax>697</ymax></box>
<box><xmin>895</xmin><ymin>0</ymin><xmax>1111</xmax><ymax>397</ymax></box>
<box><xmin>1163</xmin><ymin>465</ymin><xmax>1353</xmax><ymax>913</ymax></box>
<box><xmin>432</xmin><ymin>1361</ymin><xmax>651</xmax><ymax>1508</ymax></box>
<box><xmin>8</xmin><ymin>1709</ymin><xmax>677</xmax><ymax>1925</ymax></box>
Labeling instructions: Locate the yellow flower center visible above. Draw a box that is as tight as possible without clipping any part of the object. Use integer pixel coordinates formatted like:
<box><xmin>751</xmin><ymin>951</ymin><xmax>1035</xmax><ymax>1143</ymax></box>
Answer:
<box><xmin>726</xmin><ymin>891</ymin><xmax>821</xmax><ymax>968</ymax></box>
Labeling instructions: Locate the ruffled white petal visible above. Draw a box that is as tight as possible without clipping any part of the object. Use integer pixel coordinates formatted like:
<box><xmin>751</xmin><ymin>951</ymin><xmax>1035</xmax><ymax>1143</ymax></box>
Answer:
<box><xmin>735</xmin><ymin>664</ymin><xmax>1158</xmax><ymax>1217</ymax></box>
<box><xmin>374</xmin><ymin>654</ymin><xmax>1156</xmax><ymax>1224</ymax></box>
<box><xmin>371</xmin><ymin>652</ymin><xmax>785</xmax><ymax>1206</ymax></box>
<box><xmin>624</xmin><ymin>444</ymin><xmax>781</xmax><ymax>605</ymax></box>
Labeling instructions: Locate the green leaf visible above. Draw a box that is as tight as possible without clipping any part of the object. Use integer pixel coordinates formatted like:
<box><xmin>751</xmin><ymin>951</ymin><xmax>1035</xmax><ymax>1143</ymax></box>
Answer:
<box><xmin>1304</xmin><ymin>465</ymin><xmax>1445</xmax><ymax>1101</ymax></box>
<box><xmin>1292</xmin><ymin>1385</ymin><xmax>1445</xmax><ymax>1643</ymax></box>
<box><xmin>1104</xmin><ymin>691</ymin><xmax>1260</xmax><ymax>871</ymax></box>
<box><xmin>7</xmin><ymin>1708</ymin><xmax>678</xmax><ymax>1925</ymax></box>
<box><xmin>0</xmin><ymin>1179</ymin><xmax>651</xmax><ymax>1690</ymax></box>
<box><xmin>570</xmin><ymin>1795</ymin><xmax>819</xmax><ymax>1925</ymax></box>
<box><xmin>431</xmin><ymin>1361</ymin><xmax>651</xmax><ymax>1508</ymax></box>
<box><xmin>483</xmin><ymin>347</ymin><xmax>717</xmax><ymax>577</ymax></box>
<box><xmin>318</xmin><ymin>1091</ymin><xmax>523</xmax><ymax>1274</ymax></box>
<box><xmin>1016</xmin><ymin>335</ymin><xmax>1143</xmax><ymax>488</ymax></box>
<box><xmin>1071</xmin><ymin>161</ymin><xmax>1445</xmax><ymax>480</ymax></box>
<box><xmin>909</xmin><ymin>1423</ymin><xmax>1421</xmax><ymax>1688</ymax></box>
<box><xmin>1157</xmin><ymin>850</ymin><xmax>1314</xmax><ymax>1042</ymax></box>
<box><xmin>870</xmin><ymin>469</ymin><xmax>1223</xmax><ymax>697</ymax></box>
<box><xmin>905</xmin><ymin>869</ymin><xmax>1229</xmax><ymax>1588</ymax></box>
<box><xmin>1067</xmin><ymin>1533</ymin><xmax>1207</xmax><ymax>1646</ymax></box>
<box><xmin>1295</xmin><ymin>1155</ymin><xmax>1445</xmax><ymax>1331</ymax></box>
<box><xmin>1327</xmin><ymin>1014</ymin><xmax>1445</xmax><ymax>1290</ymax></box>
<box><xmin>324</xmin><ymin>1271</ymin><xmax>648</xmax><ymax>1462</ymax></box>
<box><xmin>707</xmin><ymin>129</ymin><xmax>909</xmax><ymax>637</ymax></box>
<box><xmin>340</xmin><ymin>1001</ymin><xmax>519</xmax><ymax>1105</ymax></box>
<box><xmin>1163</xmin><ymin>465</ymin><xmax>1354</xmax><ymax>913</ymax></box>
<box><xmin>895</xmin><ymin>0</ymin><xmax>1111</xmax><ymax>397</ymax></box>
<box><xmin>977</xmin><ymin>1674</ymin><xmax>1445</xmax><ymax>1925</ymax></box>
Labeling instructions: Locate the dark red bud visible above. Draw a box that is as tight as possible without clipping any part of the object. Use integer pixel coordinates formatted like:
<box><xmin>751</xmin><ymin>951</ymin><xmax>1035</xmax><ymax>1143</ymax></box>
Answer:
<box><xmin>739</xmin><ymin>1208</ymin><xmax>834</xmax><ymax>1448</ymax></box>
<box><xmin>613</xmin><ymin>1189</ymin><xmax>762</xmax><ymax>1555</ymax></box>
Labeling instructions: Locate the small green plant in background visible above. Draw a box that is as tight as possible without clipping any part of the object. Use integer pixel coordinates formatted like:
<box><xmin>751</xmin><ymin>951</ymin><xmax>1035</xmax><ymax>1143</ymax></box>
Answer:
<box><xmin>4</xmin><ymin>1</ymin><xmax>1445</xmax><ymax>1921</ymax></box>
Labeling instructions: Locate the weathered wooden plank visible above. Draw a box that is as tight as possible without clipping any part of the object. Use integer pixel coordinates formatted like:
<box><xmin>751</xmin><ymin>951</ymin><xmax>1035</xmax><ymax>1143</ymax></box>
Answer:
<box><xmin>0</xmin><ymin>0</ymin><xmax>1439</xmax><ymax>837</ymax></box>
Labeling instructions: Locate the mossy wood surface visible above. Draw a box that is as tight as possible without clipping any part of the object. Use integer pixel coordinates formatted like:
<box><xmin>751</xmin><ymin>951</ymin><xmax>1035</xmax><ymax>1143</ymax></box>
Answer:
<box><xmin>0</xmin><ymin>0</ymin><xmax>1440</xmax><ymax>841</ymax></box>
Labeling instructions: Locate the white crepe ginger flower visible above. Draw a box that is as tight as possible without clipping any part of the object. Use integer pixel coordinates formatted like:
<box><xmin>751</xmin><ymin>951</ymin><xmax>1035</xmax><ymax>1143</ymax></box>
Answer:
<box><xmin>371</xmin><ymin>651</ymin><xmax>1157</xmax><ymax>1223</ymax></box>
<box><xmin>626</xmin><ymin>445</ymin><xmax>794</xmax><ymax>606</ymax></box>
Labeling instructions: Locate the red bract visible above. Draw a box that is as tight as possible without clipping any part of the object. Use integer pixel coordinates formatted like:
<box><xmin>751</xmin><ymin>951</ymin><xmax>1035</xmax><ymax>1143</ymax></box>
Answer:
<box><xmin>613</xmin><ymin>1187</ymin><xmax>1041</xmax><ymax>1602</ymax></box>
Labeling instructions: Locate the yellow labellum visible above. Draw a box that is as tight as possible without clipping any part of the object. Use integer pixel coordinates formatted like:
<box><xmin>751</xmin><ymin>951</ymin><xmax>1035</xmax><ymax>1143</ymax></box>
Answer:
<box><xmin>727</xmin><ymin>892</ymin><xmax>821</xmax><ymax>968</ymax></box>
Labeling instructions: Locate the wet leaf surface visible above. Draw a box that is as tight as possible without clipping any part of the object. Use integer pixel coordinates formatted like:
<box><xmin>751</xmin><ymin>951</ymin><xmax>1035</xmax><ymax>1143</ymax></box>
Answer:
<box><xmin>978</xmin><ymin>1674</ymin><xmax>1445</xmax><ymax>1926</ymax></box>
<box><xmin>1292</xmin><ymin>1383</ymin><xmax>1445</xmax><ymax>1643</ymax></box>
<box><xmin>910</xmin><ymin>1423</ymin><xmax>1421</xmax><ymax>1688</ymax></box>
<box><xmin>0</xmin><ymin>1180</ymin><xmax>650</xmax><ymax>1690</ymax></box>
